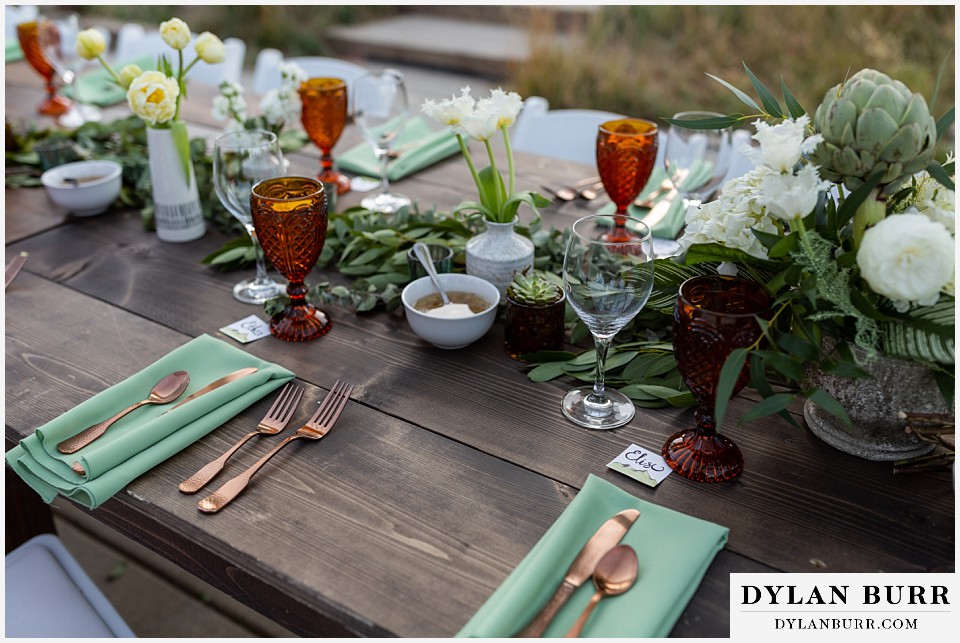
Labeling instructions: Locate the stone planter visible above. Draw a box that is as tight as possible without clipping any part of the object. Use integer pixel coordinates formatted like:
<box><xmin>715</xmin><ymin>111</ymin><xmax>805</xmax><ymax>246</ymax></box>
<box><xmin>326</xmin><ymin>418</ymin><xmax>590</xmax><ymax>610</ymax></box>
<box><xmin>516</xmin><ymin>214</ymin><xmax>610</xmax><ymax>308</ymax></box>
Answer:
<box><xmin>803</xmin><ymin>342</ymin><xmax>951</xmax><ymax>461</ymax></box>
<box><xmin>465</xmin><ymin>218</ymin><xmax>534</xmax><ymax>298</ymax></box>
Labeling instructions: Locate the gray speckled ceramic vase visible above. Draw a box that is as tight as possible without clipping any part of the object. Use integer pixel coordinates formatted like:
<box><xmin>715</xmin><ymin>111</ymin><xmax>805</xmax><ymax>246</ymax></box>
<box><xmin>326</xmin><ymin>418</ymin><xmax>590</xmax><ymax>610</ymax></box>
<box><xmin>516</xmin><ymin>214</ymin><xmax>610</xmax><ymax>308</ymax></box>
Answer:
<box><xmin>465</xmin><ymin>218</ymin><xmax>534</xmax><ymax>298</ymax></box>
<box><xmin>803</xmin><ymin>343</ymin><xmax>950</xmax><ymax>461</ymax></box>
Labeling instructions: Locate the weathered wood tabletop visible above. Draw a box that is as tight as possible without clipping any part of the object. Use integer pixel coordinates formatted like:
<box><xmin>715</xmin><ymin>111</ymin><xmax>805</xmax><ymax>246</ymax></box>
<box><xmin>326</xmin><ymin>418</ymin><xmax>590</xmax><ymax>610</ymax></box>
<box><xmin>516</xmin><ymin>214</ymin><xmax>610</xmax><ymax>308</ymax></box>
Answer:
<box><xmin>5</xmin><ymin>61</ymin><xmax>954</xmax><ymax>638</ymax></box>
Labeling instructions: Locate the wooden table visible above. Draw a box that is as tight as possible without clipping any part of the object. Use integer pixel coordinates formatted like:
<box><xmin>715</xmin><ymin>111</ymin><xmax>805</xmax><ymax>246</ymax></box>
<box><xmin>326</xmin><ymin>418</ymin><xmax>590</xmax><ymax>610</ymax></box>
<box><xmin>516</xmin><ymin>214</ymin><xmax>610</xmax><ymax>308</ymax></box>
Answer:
<box><xmin>5</xmin><ymin>61</ymin><xmax>954</xmax><ymax>638</ymax></box>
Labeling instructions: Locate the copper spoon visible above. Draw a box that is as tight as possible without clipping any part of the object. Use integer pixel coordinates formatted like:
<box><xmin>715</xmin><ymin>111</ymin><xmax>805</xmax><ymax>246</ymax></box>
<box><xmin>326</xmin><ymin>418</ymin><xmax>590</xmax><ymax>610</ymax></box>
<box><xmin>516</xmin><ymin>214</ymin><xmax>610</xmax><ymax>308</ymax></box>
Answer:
<box><xmin>57</xmin><ymin>370</ymin><xmax>191</xmax><ymax>454</ymax></box>
<box><xmin>563</xmin><ymin>544</ymin><xmax>639</xmax><ymax>637</ymax></box>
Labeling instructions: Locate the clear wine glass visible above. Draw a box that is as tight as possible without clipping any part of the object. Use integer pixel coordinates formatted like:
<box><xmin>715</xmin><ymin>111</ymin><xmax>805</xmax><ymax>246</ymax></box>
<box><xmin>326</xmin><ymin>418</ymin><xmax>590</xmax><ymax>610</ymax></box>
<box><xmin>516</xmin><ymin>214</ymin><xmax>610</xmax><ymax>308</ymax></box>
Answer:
<box><xmin>37</xmin><ymin>13</ymin><xmax>101</xmax><ymax>128</ymax></box>
<box><xmin>663</xmin><ymin>111</ymin><xmax>732</xmax><ymax>212</ymax></box>
<box><xmin>213</xmin><ymin>129</ymin><xmax>287</xmax><ymax>304</ymax></box>
<box><xmin>561</xmin><ymin>214</ymin><xmax>656</xmax><ymax>430</ymax></box>
<box><xmin>352</xmin><ymin>69</ymin><xmax>411</xmax><ymax>214</ymax></box>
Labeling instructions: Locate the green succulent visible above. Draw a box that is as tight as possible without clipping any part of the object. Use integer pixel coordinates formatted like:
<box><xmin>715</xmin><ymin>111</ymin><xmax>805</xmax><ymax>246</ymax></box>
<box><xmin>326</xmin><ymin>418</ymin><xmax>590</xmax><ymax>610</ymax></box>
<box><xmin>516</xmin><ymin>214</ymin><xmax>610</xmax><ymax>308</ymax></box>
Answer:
<box><xmin>506</xmin><ymin>268</ymin><xmax>563</xmax><ymax>306</ymax></box>
<box><xmin>809</xmin><ymin>68</ymin><xmax>938</xmax><ymax>192</ymax></box>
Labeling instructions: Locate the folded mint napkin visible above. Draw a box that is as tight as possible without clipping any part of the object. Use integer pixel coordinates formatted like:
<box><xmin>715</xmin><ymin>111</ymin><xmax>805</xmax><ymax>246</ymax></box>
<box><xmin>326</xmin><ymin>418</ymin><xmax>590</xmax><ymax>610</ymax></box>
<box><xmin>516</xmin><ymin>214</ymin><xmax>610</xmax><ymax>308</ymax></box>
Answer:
<box><xmin>62</xmin><ymin>55</ymin><xmax>153</xmax><ymax>107</ymax></box>
<box><xmin>6</xmin><ymin>334</ymin><xmax>294</xmax><ymax>509</ymax></box>
<box><xmin>6</xmin><ymin>40</ymin><xmax>23</xmax><ymax>63</ymax></box>
<box><xmin>336</xmin><ymin>116</ymin><xmax>460</xmax><ymax>181</ymax></box>
<box><xmin>457</xmin><ymin>474</ymin><xmax>728</xmax><ymax>638</ymax></box>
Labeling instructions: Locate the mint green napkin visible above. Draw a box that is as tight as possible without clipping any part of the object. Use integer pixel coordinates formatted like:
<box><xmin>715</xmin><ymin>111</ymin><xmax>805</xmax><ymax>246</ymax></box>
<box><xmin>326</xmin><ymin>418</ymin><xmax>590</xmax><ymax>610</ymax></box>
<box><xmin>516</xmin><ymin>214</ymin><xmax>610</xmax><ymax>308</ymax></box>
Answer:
<box><xmin>6</xmin><ymin>40</ymin><xmax>23</xmax><ymax>63</ymax></box>
<box><xmin>5</xmin><ymin>334</ymin><xmax>294</xmax><ymax>509</ymax></box>
<box><xmin>62</xmin><ymin>55</ymin><xmax>153</xmax><ymax>107</ymax></box>
<box><xmin>336</xmin><ymin>116</ymin><xmax>460</xmax><ymax>181</ymax></box>
<box><xmin>457</xmin><ymin>474</ymin><xmax>728</xmax><ymax>638</ymax></box>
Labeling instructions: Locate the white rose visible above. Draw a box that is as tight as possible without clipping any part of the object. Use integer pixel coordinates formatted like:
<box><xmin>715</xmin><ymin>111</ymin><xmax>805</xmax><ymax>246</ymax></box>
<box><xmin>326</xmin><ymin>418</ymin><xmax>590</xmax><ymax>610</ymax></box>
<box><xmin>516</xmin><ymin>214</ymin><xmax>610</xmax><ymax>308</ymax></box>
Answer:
<box><xmin>127</xmin><ymin>71</ymin><xmax>180</xmax><ymax>125</ymax></box>
<box><xmin>746</xmin><ymin>115</ymin><xmax>823</xmax><ymax>173</ymax></box>
<box><xmin>194</xmin><ymin>31</ymin><xmax>225</xmax><ymax>64</ymax></box>
<box><xmin>757</xmin><ymin>164</ymin><xmax>830</xmax><ymax>222</ymax></box>
<box><xmin>159</xmin><ymin>17</ymin><xmax>191</xmax><ymax>50</ymax></box>
<box><xmin>857</xmin><ymin>213</ymin><xmax>955</xmax><ymax>308</ymax></box>
<box><xmin>421</xmin><ymin>86</ymin><xmax>475</xmax><ymax>133</ymax></box>
<box><xmin>75</xmin><ymin>28</ymin><xmax>106</xmax><ymax>60</ymax></box>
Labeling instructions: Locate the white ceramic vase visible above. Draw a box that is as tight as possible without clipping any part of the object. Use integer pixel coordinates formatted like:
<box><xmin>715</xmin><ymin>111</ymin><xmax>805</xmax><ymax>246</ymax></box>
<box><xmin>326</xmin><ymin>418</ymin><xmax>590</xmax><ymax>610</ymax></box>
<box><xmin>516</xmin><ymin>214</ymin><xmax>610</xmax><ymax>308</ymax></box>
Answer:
<box><xmin>146</xmin><ymin>126</ymin><xmax>206</xmax><ymax>243</ymax></box>
<box><xmin>465</xmin><ymin>218</ymin><xmax>534</xmax><ymax>298</ymax></box>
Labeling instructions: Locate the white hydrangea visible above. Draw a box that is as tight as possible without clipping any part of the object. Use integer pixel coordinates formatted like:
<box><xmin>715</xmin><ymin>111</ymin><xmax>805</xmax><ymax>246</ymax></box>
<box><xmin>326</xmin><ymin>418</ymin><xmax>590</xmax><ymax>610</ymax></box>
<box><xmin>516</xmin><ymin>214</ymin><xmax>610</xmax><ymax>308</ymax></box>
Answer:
<box><xmin>678</xmin><ymin>167</ymin><xmax>780</xmax><ymax>259</ymax></box>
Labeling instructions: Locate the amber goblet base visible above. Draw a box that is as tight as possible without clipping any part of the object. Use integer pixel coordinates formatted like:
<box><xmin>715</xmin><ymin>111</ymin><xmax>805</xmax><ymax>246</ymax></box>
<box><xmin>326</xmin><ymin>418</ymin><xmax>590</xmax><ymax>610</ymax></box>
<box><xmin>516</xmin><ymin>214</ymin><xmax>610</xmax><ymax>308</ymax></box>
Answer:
<box><xmin>663</xmin><ymin>429</ymin><xmax>744</xmax><ymax>483</ymax></box>
<box><xmin>269</xmin><ymin>302</ymin><xmax>332</xmax><ymax>342</ymax></box>
<box><xmin>318</xmin><ymin>168</ymin><xmax>351</xmax><ymax>196</ymax></box>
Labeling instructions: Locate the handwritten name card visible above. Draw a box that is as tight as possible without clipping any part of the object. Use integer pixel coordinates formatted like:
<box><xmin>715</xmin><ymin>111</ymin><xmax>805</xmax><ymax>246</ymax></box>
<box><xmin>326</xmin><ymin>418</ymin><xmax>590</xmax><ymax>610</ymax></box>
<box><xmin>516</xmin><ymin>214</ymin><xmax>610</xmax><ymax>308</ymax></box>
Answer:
<box><xmin>607</xmin><ymin>443</ymin><xmax>672</xmax><ymax>487</ymax></box>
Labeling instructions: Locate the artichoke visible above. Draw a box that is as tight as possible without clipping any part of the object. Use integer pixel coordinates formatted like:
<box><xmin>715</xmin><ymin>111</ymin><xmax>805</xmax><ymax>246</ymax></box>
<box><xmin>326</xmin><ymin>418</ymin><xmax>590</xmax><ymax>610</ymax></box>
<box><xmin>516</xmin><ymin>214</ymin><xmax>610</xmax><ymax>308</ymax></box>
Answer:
<box><xmin>809</xmin><ymin>69</ymin><xmax>938</xmax><ymax>192</ymax></box>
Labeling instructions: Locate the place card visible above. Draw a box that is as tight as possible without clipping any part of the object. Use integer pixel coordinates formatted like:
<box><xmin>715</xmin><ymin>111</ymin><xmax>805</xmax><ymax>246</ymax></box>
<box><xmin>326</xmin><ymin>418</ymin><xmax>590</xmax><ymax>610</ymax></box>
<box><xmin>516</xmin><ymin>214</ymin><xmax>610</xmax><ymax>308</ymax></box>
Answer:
<box><xmin>220</xmin><ymin>315</ymin><xmax>271</xmax><ymax>343</ymax></box>
<box><xmin>607</xmin><ymin>443</ymin><xmax>672</xmax><ymax>487</ymax></box>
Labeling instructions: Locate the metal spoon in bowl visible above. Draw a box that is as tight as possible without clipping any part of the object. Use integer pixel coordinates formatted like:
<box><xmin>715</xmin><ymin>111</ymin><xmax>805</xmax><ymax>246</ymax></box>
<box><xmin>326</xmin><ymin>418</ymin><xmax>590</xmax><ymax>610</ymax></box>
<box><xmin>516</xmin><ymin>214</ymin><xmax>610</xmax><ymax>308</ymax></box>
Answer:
<box><xmin>563</xmin><ymin>545</ymin><xmax>639</xmax><ymax>637</ymax></box>
<box><xmin>411</xmin><ymin>242</ymin><xmax>473</xmax><ymax>318</ymax></box>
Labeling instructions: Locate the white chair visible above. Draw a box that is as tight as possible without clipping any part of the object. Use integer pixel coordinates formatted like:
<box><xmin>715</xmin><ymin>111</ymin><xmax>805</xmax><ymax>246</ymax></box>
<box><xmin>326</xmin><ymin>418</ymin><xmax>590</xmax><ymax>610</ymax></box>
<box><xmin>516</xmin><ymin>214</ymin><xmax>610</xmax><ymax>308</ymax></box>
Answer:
<box><xmin>5</xmin><ymin>533</ymin><xmax>136</xmax><ymax>637</ymax></box>
<box><xmin>251</xmin><ymin>49</ymin><xmax>370</xmax><ymax>111</ymax></box>
<box><xmin>511</xmin><ymin>96</ymin><xmax>628</xmax><ymax>166</ymax></box>
<box><xmin>113</xmin><ymin>23</ymin><xmax>244</xmax><ymax>86</ymax></box>
<box><xmin>5</xmin><ymin>4</ymin><xmax>38</xmax><ymax>40</ymax></box>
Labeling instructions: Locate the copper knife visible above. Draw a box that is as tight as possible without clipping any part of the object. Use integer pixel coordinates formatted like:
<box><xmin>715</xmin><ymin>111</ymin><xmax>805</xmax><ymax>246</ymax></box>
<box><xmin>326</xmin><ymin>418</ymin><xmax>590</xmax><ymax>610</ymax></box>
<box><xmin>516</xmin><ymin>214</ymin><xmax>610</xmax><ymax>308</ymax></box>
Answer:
<box><xmin>515</xmin><ymin>508</ymin><xmax>640</xmax><ymax>638</ymax></box>
<box><xmin>166</xmin><ymin>366</ymin><xmax>259</xmax><ymax>412</ymax></box>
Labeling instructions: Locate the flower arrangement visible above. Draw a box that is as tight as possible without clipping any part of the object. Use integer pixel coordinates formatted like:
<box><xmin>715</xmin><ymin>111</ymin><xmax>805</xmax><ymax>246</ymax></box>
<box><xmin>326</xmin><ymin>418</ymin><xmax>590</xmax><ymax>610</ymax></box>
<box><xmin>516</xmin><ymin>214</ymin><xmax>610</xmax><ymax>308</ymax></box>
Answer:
<box><xmin>658</xmin><ymin>64</ymin><xmax>955</xmax><ymax>427</ymax></box>
<box><xmin>422</xmin><ymin>87</ymin><xmax>549</xmax><ymax>223</ymax></box>
<box><xmin>77</xmin><ymin>17</ymin><xmax>225</xmax><ymax>182</ymax></box>
<box><xmin>211</xmin><ymin>61</ymin><xmax>308</xmax><ymax>140</ymax></box>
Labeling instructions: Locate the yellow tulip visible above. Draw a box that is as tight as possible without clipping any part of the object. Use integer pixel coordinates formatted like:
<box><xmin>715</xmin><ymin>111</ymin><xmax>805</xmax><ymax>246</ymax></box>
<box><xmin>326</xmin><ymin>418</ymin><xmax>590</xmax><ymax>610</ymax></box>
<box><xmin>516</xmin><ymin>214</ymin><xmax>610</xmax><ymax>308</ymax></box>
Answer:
<box><xmin>159</xmin><ymin>17</ymin><xmax>191</xmax><ymax>50</ymax></box>
<box><xmin>127</xmin><ymin>71</ymin><xmax>180</xmax><ymax>125</ymax></box>
<box><xmin>194</xmin><ymin>32</ymin><xmax>225</xmax><ymax>64</ymax></box>
<box><xmin>75</xmin><ymin>28</ymin><xmax>106</xmax><ymax>60</ymax></box>
<box><xmin>118</xmin><ymin>64</ymin><xmax>144</xmax><ymax>89</ymax></box>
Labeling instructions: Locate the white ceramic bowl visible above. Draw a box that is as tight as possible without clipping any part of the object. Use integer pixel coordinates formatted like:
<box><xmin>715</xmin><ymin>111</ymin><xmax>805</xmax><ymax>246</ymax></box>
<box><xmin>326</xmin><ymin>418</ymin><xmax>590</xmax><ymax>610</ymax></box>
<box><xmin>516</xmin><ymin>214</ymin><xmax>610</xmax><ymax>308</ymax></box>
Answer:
<box><xmin>401</xmin><ymin>274</ymin><xmax>500</xmax><ymax>349</ymax></box>
<box><xmin>41</xmin><ymin>160</ymin><xmax>122</xmax><ymax>216</ymax></box>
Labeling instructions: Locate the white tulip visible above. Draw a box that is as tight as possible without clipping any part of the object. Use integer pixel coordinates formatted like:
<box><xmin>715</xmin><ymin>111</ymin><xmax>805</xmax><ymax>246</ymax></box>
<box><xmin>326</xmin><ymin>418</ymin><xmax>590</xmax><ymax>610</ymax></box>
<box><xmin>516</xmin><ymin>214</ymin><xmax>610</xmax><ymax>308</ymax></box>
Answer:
<box><xmin>484</xmin><ymin>88</ymin><xmax>523</xmax><ymax>128</ymax></box>
<box><xmin>857</xmin><ymin>213</ymin><xmax>955</xmax><ymax>309</ymax></box>
<box><xmin>746</xmin><ymin>115</ymin><xmax>823</xmax><ymax>173</ymax></box>
<box><xmin>421</xmin><ymin>86</ymin><xmax>475</xmax><ymax>133</ymax></box>
<box><xmin>461</xmin><ymin>102</ymin><xmax>500</xmax><ymax>142</ymax></box>
<box><xmin>757</xmin><ymin>164</ymin><xmax>830</xmax><ymax>221</ymax></box>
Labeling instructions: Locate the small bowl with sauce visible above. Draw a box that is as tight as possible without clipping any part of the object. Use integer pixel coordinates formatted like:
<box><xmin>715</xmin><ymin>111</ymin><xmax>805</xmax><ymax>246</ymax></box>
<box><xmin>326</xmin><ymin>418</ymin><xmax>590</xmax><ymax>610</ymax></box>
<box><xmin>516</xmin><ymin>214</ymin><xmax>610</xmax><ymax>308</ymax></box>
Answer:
<box><xmin>41</xmin><ymin>160</ymin><xmax>122</xmax><ymax>216</ymax></box>
<box><xmin>401</xmin><ymin>273</ymin><xmax>500</xmax><ymax>349</ymax></box>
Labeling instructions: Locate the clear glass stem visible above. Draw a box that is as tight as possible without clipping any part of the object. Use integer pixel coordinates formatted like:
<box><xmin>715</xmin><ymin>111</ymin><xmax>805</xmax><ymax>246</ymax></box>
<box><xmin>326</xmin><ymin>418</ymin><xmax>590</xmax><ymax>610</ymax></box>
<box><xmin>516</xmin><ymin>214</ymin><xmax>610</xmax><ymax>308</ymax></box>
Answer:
<box><xmin>590</xmin><ymin>334</ymin><xmax>612</xmax><ymax>404</ymax></box>
<box><xmin>245</xmin><ymin>224</ymin><xmax>272</xmax><ymax>286</ymax></box>
<box><xmin>375</xmin><ymin>147</ymin><xmax>391</xmax><ymax>195</ymax></box>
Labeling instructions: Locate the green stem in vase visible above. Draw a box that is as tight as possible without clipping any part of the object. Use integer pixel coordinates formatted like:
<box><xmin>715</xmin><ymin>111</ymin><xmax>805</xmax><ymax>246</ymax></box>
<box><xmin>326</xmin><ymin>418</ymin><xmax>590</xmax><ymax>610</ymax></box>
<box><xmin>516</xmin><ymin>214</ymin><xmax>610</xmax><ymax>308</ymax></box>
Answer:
<box><xmin>501</xmin><ymin>124</ymin><xmax>515</xmax><ymax>197</ymax></box>
<box><xmin>484</xmin><ymin>138</ymin><xmax>503</xmax><ymax>219</ymax></box>
<box><xmin>456</xmin><ymin>133</ymin><xmax>485</xmax><ymax>201</ymax></box>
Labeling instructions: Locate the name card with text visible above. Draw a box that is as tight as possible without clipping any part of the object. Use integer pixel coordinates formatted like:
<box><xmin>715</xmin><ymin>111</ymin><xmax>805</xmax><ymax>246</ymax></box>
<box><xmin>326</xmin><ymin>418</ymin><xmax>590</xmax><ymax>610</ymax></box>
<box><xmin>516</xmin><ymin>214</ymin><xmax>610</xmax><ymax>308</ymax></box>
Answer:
<box><xmin>607</xmin><ymin>443</ymin><xmax>672</xmax><ymax>487</ymax></box>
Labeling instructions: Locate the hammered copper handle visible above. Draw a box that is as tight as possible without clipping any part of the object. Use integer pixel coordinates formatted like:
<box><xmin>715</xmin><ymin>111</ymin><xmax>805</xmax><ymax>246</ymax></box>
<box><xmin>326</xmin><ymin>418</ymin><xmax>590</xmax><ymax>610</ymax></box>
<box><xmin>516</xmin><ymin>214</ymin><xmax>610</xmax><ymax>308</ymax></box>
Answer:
<box><xmin>178</xmin><ymin>431</ymin><xmax>259</xmax><ymax>494</ymax></box>
<box><xmin>516</xmin><ymin>580</ymin><xmax>577</xmax><ymax>637</ymax></box>
<box><xmin>57</xmin><ymin>400</ymin><xmax>148</xmax><ymax>454</ymax></box>
<box><xmin>197</xmin><ymin>434</ymin><xmax>303</xmax><ymax>513</ymax></box>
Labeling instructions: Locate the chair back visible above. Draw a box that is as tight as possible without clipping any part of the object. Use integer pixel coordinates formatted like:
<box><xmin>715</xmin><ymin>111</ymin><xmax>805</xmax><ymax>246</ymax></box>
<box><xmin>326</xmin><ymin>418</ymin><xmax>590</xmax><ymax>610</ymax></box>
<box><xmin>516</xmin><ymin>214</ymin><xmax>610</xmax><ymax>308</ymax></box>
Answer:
<box><xmin>253</xmin><ymin>51</ymin><xmax>369</xmax><ymax>111</ymax></box>
<box><xmin>511</xmin><ymin>96</ymin><xmax>628</xmax><ymax>166</ymax></box>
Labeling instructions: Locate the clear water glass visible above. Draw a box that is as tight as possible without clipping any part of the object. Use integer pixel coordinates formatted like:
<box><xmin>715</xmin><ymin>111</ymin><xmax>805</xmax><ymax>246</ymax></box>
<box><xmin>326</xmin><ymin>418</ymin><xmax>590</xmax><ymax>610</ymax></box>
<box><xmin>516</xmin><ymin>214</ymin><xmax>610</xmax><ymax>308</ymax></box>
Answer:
<box><xmin>213</xmin><ymin>129</ymin><xmax>287</xmax><ymax>304</ymax></box>
<box><xmin>353</xmin><ymin>69</ymin><xmax>411</xmax><ymax>214</ymax></box>
<box><xmin>663</xmin><ymin>111</ymin><xmax>732</xmax><ymax>211</ymax></box>
<box><xmin>561</xmin><ymin>214</ymin><xmax>655</xmax><ymax>429</ymax></box>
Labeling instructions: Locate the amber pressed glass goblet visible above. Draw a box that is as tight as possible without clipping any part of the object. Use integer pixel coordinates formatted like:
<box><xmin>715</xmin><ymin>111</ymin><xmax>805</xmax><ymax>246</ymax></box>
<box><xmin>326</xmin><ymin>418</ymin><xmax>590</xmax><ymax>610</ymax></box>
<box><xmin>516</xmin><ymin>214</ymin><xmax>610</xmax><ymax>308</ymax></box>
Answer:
<box><xmin>299</xmin><ymin>77</ymin><xmax>351</xmax><ymax>196</ymax></box>
<box><xmin>662</xmin><ymin>275</ymin><xmax>771</xmax><ymax>483</ymax></box>
<box><xmin>251</xmin><ymin>176</ymin><xmax>332</xmax><ymax>342</ymax></box>
<box><xmin>17</xmin><ymin>20</ymin><xmax>71</xmax><ymax>117</ymax></box>
<box><xmin>596</xmin><ymin>118</ymin><xmax>659</xmax><ymax>243</ymax></box>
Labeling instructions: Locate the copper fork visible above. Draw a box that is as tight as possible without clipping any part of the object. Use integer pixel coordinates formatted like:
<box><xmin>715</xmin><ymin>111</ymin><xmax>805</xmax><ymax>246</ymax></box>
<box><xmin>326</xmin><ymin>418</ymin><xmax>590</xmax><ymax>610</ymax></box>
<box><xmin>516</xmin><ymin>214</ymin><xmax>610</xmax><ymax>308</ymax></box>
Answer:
<box><xmin>178</xmin><ymin>382</ymin><xmax>304</xmax><ymax>494</ymax></box>
<box><xmin>197</xmin><ymin>380</ymin><xmax>354</xmax><ymax>513</ymax></box>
